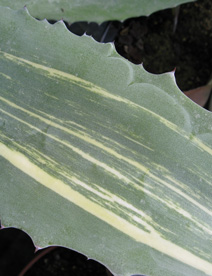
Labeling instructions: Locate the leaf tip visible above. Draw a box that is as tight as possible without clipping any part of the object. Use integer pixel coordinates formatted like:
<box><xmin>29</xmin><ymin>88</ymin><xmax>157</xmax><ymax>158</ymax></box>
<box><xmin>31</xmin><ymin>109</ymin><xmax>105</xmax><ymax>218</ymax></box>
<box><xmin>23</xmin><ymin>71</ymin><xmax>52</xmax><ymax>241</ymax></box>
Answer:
<box><xmin>172</xmin><ymin>67</ymin><xmax>176</xmax><ymax>73</ymax></box>
<box><xmin>167</xmin><ymin>67</ymin><xmax>177</xmax><ymax>82</ymax></box>
<box><xmin>23</xmin><ymin>5</ymin><xmax>28</xmax><ymax>13</ymax></box>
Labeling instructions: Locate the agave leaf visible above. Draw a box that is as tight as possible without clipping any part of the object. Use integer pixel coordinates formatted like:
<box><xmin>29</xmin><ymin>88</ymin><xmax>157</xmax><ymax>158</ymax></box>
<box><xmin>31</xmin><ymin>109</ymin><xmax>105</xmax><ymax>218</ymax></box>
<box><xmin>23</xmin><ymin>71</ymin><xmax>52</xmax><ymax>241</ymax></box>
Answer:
<box><xmin>0</xmin><ymin>7</ymin><xmax>212</xmax><ymax>276</ymax></box>
<box><xmin>0</xmin><ymin>0</ymin><xmax>195</xmax><ymax>22</ymax></box>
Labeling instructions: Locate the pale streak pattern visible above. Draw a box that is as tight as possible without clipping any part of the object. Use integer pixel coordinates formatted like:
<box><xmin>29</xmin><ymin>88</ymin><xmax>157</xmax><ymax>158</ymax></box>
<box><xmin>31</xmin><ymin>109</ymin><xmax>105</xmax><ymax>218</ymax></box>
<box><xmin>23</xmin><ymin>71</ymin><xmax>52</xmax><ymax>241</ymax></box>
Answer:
<box><xmin>1</xmin><ymin>50</ymin><xmax>211</xmax><ymax>273</ymax></box>
<box><xmin>0</xmin><ymin>142</ymin><xmax>212</xmax><ymax>275</ymax></box>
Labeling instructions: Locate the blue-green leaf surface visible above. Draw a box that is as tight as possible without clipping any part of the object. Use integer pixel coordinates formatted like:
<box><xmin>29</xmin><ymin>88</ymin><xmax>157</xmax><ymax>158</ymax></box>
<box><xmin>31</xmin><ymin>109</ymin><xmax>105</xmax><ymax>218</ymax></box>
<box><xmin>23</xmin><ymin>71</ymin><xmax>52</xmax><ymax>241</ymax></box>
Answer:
<box><xmin>0</xmin><ymin>0</ymin><xmax>195</xmax><ymax>22</ymax></box>
<box><xmin>0</xmin><ymin>7</ymin><xmax>212</xmax><ymax>276</ymax></box>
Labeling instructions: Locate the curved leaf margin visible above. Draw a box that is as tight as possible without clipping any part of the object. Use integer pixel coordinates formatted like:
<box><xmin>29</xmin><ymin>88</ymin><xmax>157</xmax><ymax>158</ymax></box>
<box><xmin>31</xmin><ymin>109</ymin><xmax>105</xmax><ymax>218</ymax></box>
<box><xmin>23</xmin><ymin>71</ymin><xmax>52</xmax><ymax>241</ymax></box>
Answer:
<box><xmin>0</xmin><ymin>6</ymin><xmax>212</xmax><ymax>276</ymax></box>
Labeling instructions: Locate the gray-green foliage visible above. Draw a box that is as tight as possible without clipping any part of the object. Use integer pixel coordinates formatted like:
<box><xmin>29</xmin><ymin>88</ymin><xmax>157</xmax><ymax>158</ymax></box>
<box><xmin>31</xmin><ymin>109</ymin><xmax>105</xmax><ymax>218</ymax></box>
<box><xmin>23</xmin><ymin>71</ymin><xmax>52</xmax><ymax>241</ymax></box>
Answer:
<box><xmin>0</xmin><ymin>0</ymin><xmax>195</xmax><ymax>22</ymax></box>
<box><xmin>1</xmin><ymin>1</ymin><xmax>212</xmax><ymax>276</ymax></box>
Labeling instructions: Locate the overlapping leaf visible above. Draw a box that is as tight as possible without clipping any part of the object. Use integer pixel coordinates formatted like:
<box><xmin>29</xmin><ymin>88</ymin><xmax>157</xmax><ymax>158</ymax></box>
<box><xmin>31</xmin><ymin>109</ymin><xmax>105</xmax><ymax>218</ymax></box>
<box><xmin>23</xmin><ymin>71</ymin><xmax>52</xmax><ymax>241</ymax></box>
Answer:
<box><xmin>0</xmin><ymin>0</ymin><xmax>195</xmax><ymax>22</ymax></box>
<box><xmin>0</xmin><ymin>7</ymin><xmax>212</xmax><ymax>276</ymax></box>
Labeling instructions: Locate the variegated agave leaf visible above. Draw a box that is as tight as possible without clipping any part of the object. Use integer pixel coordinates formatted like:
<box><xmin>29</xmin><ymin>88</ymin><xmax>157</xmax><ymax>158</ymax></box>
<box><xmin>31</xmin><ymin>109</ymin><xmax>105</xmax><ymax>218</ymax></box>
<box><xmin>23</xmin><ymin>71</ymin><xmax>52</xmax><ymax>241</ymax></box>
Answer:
<box><xmin>0</xmin><ymin>7</ymin><xmax>212</xmax><ymax>276</ymax></box>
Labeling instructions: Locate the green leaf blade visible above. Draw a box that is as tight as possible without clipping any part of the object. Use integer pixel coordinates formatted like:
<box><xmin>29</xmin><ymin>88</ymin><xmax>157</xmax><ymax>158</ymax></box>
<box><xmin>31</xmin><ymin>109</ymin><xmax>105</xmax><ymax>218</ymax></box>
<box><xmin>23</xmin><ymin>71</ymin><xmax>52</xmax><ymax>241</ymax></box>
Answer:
<box><xmin>0</xmin><ymin>7</ymin><xmax>212</xmax><ymax>276</ymax></box>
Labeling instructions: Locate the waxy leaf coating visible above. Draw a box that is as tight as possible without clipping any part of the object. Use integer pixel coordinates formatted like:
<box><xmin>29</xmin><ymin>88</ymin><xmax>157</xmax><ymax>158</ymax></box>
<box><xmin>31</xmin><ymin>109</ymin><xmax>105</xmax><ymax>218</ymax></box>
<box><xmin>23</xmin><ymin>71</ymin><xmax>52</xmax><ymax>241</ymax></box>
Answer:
<box><xmin>0</xmin><ymin>0</ymin><xmax>195</xmax><ymax>22</ymax></box>
<box><xmin>0</xmin><ymin>7</ymin><xmax>212</xmax><ymax>276</ymax></box>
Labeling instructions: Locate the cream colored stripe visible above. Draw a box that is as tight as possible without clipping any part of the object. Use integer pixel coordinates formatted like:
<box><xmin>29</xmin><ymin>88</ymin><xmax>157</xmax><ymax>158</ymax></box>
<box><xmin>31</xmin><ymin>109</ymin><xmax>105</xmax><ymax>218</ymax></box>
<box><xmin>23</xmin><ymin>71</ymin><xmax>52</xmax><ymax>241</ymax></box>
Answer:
<box><xmin>0</xmin><ymin>142</ymin><xmax>212</xmax><ymax>275</ymax></box>
<box><xmin>0</xmin><ymin>72</ymin><xmax>11</xmax><ymax>80</ymax></box>
<box><xmin>1</xmin><ymin>100</ymin><xmax>212</xmax><ymax>217</ymax></box>
<box><xmin>0</xmin><ymin>50</ymin><xmax>211</xmax><ymax>155</ymax></box>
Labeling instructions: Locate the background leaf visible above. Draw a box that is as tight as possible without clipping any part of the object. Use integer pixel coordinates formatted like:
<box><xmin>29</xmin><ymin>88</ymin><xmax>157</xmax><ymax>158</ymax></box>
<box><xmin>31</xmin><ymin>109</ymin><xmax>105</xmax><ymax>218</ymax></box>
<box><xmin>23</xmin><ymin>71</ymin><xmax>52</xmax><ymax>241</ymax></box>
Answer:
<box><xmin>0</xmin><ymin>7</ymin><xmax>212</xmax><ymax>276</ymax></box>
<box><xmin>0</xmin><ymin>0</ymin><xmax>195</xmax><ymax>22</ymax></box>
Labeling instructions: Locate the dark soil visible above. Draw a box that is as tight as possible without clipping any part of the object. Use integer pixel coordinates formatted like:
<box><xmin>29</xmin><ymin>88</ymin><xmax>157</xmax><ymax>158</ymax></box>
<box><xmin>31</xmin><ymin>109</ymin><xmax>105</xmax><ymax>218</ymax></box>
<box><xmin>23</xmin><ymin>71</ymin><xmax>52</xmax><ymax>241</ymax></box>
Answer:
<box><xmin>115</xmin><ymin>0</ymin><xmax>212</xmax><ymax>91</ymax></box>
<box><xmin>1</xmin><ymin>0</ymin><xmax>212</xmax><ymax>275</ymax></box>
